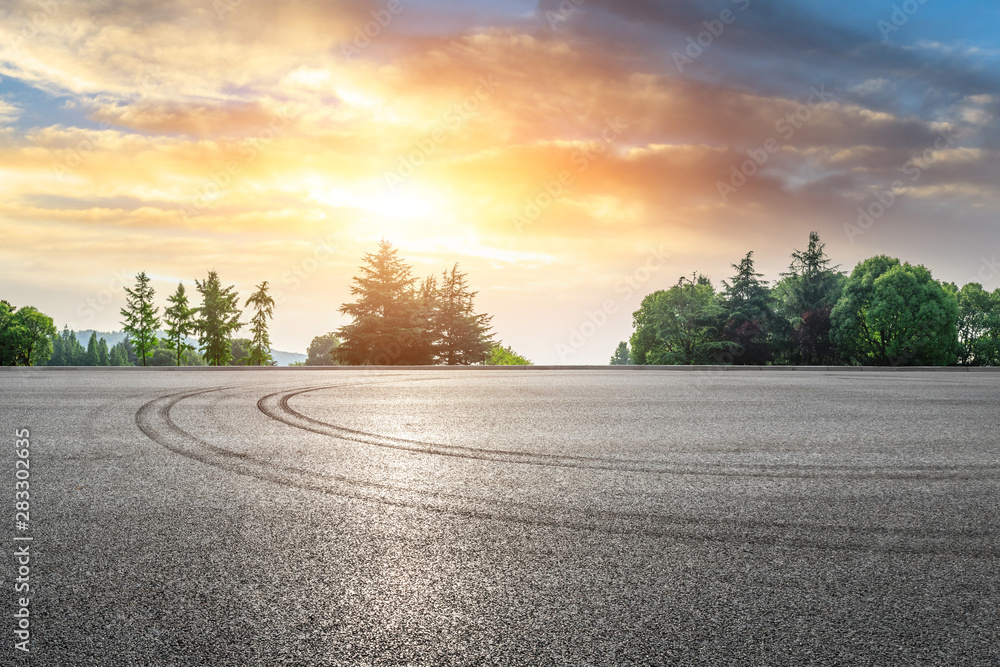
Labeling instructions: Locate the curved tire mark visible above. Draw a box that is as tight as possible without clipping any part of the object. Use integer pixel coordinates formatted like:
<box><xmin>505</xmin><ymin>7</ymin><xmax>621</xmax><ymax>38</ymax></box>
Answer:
<box><xmin>258</xmin><ymin>384</ymin><xmax>1000</xmax><ymax>480</ymax></box>
<box><xmin>134</xmin><ymin>384</ymin><xmax>1000</xmax><ymax>558</ymax></box>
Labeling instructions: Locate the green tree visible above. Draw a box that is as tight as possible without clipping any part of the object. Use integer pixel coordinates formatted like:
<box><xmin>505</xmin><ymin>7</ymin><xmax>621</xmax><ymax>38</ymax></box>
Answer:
<box><xmin>432</xmin><ymin>264</ymin><xmax>494</xmax><ymax>365</ymax></box>
<box><xmin>781</xmin><ymin>232</ymin><xmax>842</xmax><ymax>313</ymax></box>
<box><xmin>719</xmin><ymin>251</ymin><xmax>775</xmax><ymax>364</ymax></box>
<box><xmin>109</xmin><ymin>341</ymin><xmax>131</xmax><ymax>366</ymax></box>
<box><xmin>336</xmin><ymin>241</ymin><xmax>430</xmax><ymax>365</ymax></box>
<box><xmin>305</xmin><ymin>333</ymin><xmax>341</xmax><ymax>366</ymax></box>
<box><xmin>195</xmin><ymin>270</ymin><xmax>243</xmax><ymax>366</ymax></box>
<box><xmin>62</xmin><ymin>328</ymin><xmax>86</xmax><ymax>365</ymax></box>
<box><xmin>484</xmin><ymin>343</ymin><xmax>532</xmax><ymax>365</ymax></box>
<box><xmin>950</xmin><ymin>282</ymin><xmax>1000</xmax><ymax>366</ymax></box>
<box><xmin>630</xmin><ymin>274</ymin><xmax>727</xmax><ymax>365</ymax></box>
<box><xmin>244</xmin><ymin>281</ymin><xmax>276</xmax><ymax>366</ymax></box>
<box><xmin>610</xmin><ymin>341</ymin><xmax>630</xmax><ymax>365</ymax></box>
<box><xmin>229</xmin><ymin>338</ymin><xmax>251</xmax><ymax>366</ymax></box>
<box><xmin>49</xmin><ymin>327</ymin><xmax>66</xmax><ymax>366</ymax></box>
<box><xmin>163</xmin><ymin>282</ymin><xmax>198</xmax><ymax>366</ymax></box>
<box><xmin>149</xmin><ymin>347</ymin><xmax>175</xmax><ymax>366</ymax></box>
<box><xmin>120</xmin><ymin>272</ymin><xmax>160</xmax><ymax>366</ymax></box>
<box><xmin>0</xmin><ymin>305</ymin><xmax>56</xmax><ymax>366</ymax></box>
<box><xmin>182</xmin><ymin>349</ymin><xmax>206</xmax><ymax>366</ymax></box>
<box><xmin>85</xmin><ymin>332</ymin><xmax>100</xmax><ymax>366</ymax></box>
<box><xmin>830</xmin><ymin>256</ymin><xmax>959</xmax><ymax>366</ymax></box>
<box><xmin>773</xmin><ymin>232</ymin><xmax>844</xmax><ymax>364</ymax></box>
<box><xmin>98</xmin><ymin>338</ymin><xmax>110</xmax><ymax>366</ymax></box>
<box><xmin>0</xmin><ymin>301</ymin><xmax>20</xmax><ymax>365</ymax></box>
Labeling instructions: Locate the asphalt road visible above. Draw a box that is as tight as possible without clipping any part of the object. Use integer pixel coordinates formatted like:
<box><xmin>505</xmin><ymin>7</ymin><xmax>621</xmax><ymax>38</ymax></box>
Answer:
<box><xmin>1</xmin><ymin>368</ymin><xmax>998</xmax><ymax>665</ymax></box>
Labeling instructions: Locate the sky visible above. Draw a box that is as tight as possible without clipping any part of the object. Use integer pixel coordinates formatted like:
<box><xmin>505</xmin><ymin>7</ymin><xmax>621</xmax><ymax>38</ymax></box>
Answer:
<box><xmin>1</xmin><ymin>0</ymin><xmax>998</xmax><ymax>364</ymax></box>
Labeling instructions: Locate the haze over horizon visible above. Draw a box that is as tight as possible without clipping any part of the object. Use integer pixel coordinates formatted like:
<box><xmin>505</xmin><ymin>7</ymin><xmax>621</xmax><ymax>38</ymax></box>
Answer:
<box><xmin>1</xmin><ymin>0</ymin><xmax>998</xmax><ymax>363</ymax></box>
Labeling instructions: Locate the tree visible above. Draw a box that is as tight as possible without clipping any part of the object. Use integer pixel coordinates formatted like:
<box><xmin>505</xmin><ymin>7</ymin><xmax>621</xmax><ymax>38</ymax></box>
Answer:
<box><xmin>335</xmin><ymin>241</ymin><xmax>430</xmax><ymax>365</ymax></box>
<box><xmin>67</xmin><ymin>330</ymin><xmax>85</xmax><ymax>365</ymax></box>
<box><xmin>0</xmin><ymin>301</ymin><xmax>21</xmax><ymax>365</ymax></box>
<box><xmin>195</xmin><ymin>270</ymin><xmax>243</xmax><ymax>366</ymax></box>
<box><xmin>85</xmin><ymin>332</ymin><xmax>100</xmax><ymax>366</ymax></box>
<box><xmin>305</xmin><ymin>333</ymin><xmax>341</xmax><ymax>366</ymax></box>
<box><xmin>0</xmin><ymin>305</ymin><xmax>56</xmax><ymax>366</ymax></box>
<box><xmin>229</xmin><ymin>338</ymin><xmax>251</xmax><ymax>366</ymax></box>
<box><xmin>183</xmin><ymin>349</ymin><xmax>206</xmax><ymax>366</ymax></box>
<box><xmin>109</xmin><ymin>340</ymin><xmax>132</xmax><ymax>366</ymax></box>
<box><xmin>120</xmin><ymin>272</ymin><xmax>160</xmax><ymax>366</ymax></box>
<box><xmin>781</xmin><ymin>232</ymin><xmax>842</xmax><ymax>313</ymax></box>
<box><xmin>830</xmin><ymin>256</ymin><xmax>959</xmax><ymax>366</ymax></box>
<box><xmin>610</xmin><ymin>341</ymin><xmax>630</xmax><ymax>365</ymax></box>
<box><xmin>149</xmin><ymin>348</ymin><xmax>175</xmax><ymax>366</ymax></box>
<box><xmin>484</xmin><ymin>343</ymin><xmax>532</xmax><ymax>365</ymax></box>
<box><xmin>122</xmin><ymin>338</ymin><xmax>138</xmax><ymax>365</ymax></box>
<box><xmin>49</xmin><ymin>327</ymin><xmax>66</xmax><ymax>366</ymax></box>
<box><xmin>52</xmin><ymin>327</ymin><xmax>86</xmax><ymax>366</ymax></box>
<box><xmin>163</xmin><ymin>282</ymin><xmax>198</xmax><ymax>366</ymax></box>
<box><xmin>98</xmin><ymin>338</ymin><xmax>110</xmax><ymax>366</ymax></box>
<box><xmin>774</xmin><ymin>232</ymin><xmax>844</xmax><ymax>364</ymax></box>
<box><xmin>432</xmin><ymin>264</ymin><xmax>494</xmax><ymax>365</ymax></box>
<box><xmin>719</xmin><ymin>251</ymin><xmax>774</xmax><ymax>364</ymax></box>
<box><xmin>629</xmin><ymin>274</ymin><xmax>727</xmax><ymax>365</ymax></box>
<box><xmin>244</xmin><ymin>281</ymin><xmax>276</xmax><ymax>366</ymax></box>
<box><xmin>950</xmin><ymin>282</ymin><xmax>1000</xmax><ymax>366</ymax></box>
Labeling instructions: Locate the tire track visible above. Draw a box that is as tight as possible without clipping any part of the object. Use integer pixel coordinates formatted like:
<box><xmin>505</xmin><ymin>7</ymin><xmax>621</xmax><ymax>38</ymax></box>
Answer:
<box><xmin>136</xmin><ymin>384</ymin><xmax>1000</xmax><ymax>557</ymax></box>
<box><xmin>258</xmin><ymin>384</ymin><xmax>1000</xmax><ymax>480</ymax></box>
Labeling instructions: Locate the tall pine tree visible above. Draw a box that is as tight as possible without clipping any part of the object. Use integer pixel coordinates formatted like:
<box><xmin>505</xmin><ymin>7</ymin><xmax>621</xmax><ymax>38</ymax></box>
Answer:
<box><xmin>85</xmin><ymin>332</ymin><xmax>99</xmax><ymax>366</ymax></box>
<box><xmin>244</xmin><ymin>281</ymin><xmax>275</xmax><ymax>366</ymax></box>
<box><xmin>433</xmin><ymin>263</ymin><xmax>494</xmax><ymax>365</ymax></box>
<box><xmin>720</xmin><ymin>251</ymin><xmax>774</xmax><ymax>364</ymax></box>
<box><xmin>48</xmin><ymin>327</ymin><xmax>66</xmax><ymax>366</ymax></box>
<box><xmin>335</xmin><ymin>241</ymin><xmax>430</xmax><ymax>365</ymax></box>
<box><xmin>98</xmin><ymin>338</ymin><xmax>110</xmax><ymax>366</ymax></box>
<box><xmin>775</xmin><ymin>232</ymin><xmax>844</xmax><ymax>364</ymax></box>
<box><xmin>120</xmin><ymin>272</ymin><xmax>160</xmax><ymax>366</ymax></box>
<box><xmin>163</xmin><ymin>282</ymin><xmax>198</xmax><ymax>366</ymax></box>
<box><xmin>195</xmin><ymin>271</ymin><xmax>243</xmax><ymax>366</ymax></box>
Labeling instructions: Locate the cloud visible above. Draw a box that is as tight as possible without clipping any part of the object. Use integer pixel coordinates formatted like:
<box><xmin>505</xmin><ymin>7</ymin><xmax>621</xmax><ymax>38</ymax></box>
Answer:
<box><xmin>0</xmin><ymin>0</ymin><xmax>998</xmax><ymax>361</ymax></box>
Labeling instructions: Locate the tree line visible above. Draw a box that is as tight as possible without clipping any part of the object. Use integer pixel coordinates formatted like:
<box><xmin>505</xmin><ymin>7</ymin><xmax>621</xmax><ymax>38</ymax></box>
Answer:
<box><xmin>2</xmin><ymin>242</ymin><xmax>531</xmax><ymax>367</ymax></box>
<box><xmin>117</xmin><ymin>270</ymin><xmax>275</xmax><ymax>366</ymax></box>
<box><xmin>615</xmin><ymin>232</ymin><xmax>1000</xmax><ymax>366</ymax></box>
<box><xmin>0</xmin><ymin>271</ymin><xmax>275</xmax><ymax>367</ymax></box>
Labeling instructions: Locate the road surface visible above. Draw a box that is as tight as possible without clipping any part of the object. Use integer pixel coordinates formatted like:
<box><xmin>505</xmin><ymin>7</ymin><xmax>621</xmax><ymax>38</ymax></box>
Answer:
<box><xmin>1</xmin><ymin>368</ymin><xmax>998</xmax><ymax>665</ymax></box>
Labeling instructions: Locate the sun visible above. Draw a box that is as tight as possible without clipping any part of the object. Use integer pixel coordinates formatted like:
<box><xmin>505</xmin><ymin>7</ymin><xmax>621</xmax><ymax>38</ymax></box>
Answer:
<box><xmin>308</xmin><ymin>178</ymin><xmax>453</xmax><ymax>239</ymax></box>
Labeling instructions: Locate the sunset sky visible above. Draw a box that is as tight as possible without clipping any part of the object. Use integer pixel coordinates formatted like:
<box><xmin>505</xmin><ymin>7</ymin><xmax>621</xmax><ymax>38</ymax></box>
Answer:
<box><xmin>1</xmin><ymin>0</ymin><xmax>998</xmax><ymax>364</ymax></box>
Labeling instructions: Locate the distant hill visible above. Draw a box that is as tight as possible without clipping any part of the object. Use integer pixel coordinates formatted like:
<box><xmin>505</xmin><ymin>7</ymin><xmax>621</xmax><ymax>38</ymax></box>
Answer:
<box><xmin>65</xmin><ymin>330</ymin><xmax>306</xmax><ymax>366</ymax></box>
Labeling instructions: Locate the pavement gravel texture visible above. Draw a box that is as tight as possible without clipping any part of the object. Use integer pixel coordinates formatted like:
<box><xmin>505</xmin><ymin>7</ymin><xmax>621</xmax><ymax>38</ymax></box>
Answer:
<box><xmin>0</xmin><ymin>368</ymin><xmax>998</xmax><ymax>666</ymax></box>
